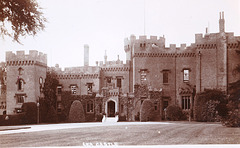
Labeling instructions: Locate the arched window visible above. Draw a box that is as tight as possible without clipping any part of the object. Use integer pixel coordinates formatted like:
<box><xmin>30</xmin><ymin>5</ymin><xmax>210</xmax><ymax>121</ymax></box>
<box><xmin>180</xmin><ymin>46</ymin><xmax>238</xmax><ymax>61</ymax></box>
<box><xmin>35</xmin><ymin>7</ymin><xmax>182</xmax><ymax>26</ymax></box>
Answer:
<box><xmin>18</xmin><ymin>79</ymin><xmax>24</xmax><ymax>91</ymax></box>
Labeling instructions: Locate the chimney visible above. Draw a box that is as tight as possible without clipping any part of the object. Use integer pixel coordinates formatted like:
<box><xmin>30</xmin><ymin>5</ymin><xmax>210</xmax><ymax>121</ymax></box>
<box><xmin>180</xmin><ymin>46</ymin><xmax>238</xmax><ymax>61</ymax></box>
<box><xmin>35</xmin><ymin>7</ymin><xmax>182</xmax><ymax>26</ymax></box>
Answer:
<box><xmin>104</xmin><ymin>50</ymin><xmax>107</xmax><ymax>65</ymax></box>
<box><xmin>219</xmin><ymin>11</ymin><xmax>225</xmax><ymax>33</ymax></box>
<box><xmin>84</xmin><ymin>44</ymin><xmax>89</xmax><ymax>66</ymax></box>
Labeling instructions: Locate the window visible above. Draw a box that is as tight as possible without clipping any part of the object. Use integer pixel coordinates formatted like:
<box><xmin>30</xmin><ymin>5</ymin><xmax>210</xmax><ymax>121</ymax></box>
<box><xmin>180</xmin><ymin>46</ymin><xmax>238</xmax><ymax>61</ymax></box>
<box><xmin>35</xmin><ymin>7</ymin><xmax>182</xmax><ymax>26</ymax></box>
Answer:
<box><xmin>163</xmin><ymin>72</ymin><xmax>168</xmax><ymax>84</ymax></box>
<box><xmin>163</xmin><ymin>101</ymin><xmax>168</xmax><ymax>110</ymax></box>
<box><xmin>182</xmin><ymin>96</ymin><xmax>190</xmax><ymax>110</ymax></box>
<box><xmin>71</xmin><ymin>85</ymin><xmax>77</xmax><ymax>94</ymax></box>
<box><xmin>17</xmin><ymin>79</ymin><xmax>24</xmax><ymax>91</ymax></box>
<box><xmin>0</xmin><ymin>101</ymin><xmax>6</xmax><ymax>109</ymax></box>
<box><xmin>57</xmin><ymin>86</ymin><xmax>62</xmax><ymax>95</ymax></box>
<box><xmin>154</xmin><ymin>102</ymin><xmax>158</xmax><ymax>111</ymax></box>
<box><xmin>106</xmin><ymin>77</ymin><xmax>111</xmax><ymax>83</ymax></box>
<box><xmin>39</xmin><ymin>77</ymin><xmax>43</xmax><ymax>85</ymax></box>
<box><xmin>18</xmin><ymin>67</ymin><xmax>24</xmax><ymax>75</ymax></box>
<box><xmin>183</xmin><ymin>69</ymin><xmax>189</xmax><ymax>82</ymax></box>
<box><xmin>87</xmin><ymin>101</ymin><xmax>94</xmax><ymax>113</ymax></box>
<box><xmin>87</xmin><ymin>83</ymin><xmax>93</xmax><ymax>94</ymax></box>
<box><xmin>15</xmin><ymin>108</ymin><xmax>22</xmax><ymax>113</ymax></box>
<box><xmin>17</xmin><ymin>95</ymin><xmax>25</xmax><ymax>103</ymax></box>
<box><xmin>57</xmin><ymin>102</ymin><xmax>62</xmax><ymax>113</ymax></box>
<box><xmin>117</xmin><ymin>78</ymin><xmax>122</xmax><ymax>88</ymax></box>
<box><xmin>140</xmin><ymin>69</ymin><xmax>147</xmax><ymax>84</ymax></box>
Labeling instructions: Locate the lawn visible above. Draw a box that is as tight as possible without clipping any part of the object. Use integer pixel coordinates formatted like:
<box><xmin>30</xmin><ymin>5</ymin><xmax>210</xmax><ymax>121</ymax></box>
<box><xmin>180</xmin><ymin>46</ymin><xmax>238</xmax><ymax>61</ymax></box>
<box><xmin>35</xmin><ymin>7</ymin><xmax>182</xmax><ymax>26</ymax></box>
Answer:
<box><xmin>0</xmin><ymin>122</ymin><xmax>239</xmax><ymax>147</ymax></box>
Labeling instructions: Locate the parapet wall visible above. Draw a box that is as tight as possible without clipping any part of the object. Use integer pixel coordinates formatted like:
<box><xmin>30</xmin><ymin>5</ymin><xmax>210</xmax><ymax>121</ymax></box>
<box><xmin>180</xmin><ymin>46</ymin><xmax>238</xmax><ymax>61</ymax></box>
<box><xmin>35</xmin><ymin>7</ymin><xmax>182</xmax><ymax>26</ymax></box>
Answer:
<box><xmin>6</xmin><ymin>50</ymin><xmax>47</xmax><ymax>66</ymax></box>
<box><xmin>124</xmin><ymin>35</ymin><xmax>196</xmax><ymax>53</ymax></box>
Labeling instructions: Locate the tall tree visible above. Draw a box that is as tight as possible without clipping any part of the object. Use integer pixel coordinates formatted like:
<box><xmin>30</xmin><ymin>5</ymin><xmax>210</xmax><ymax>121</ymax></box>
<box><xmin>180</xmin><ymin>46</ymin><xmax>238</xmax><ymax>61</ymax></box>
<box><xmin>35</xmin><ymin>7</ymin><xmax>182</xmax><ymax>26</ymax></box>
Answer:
<box><xmin>0</xmin><ymin>0</ymin><xmax>46</xmax><ymax>43</ymax></box>
<box><xmin>43</xmin><ymin>71</ymin><xmax>59</xmax><ymax>108</ymax></box>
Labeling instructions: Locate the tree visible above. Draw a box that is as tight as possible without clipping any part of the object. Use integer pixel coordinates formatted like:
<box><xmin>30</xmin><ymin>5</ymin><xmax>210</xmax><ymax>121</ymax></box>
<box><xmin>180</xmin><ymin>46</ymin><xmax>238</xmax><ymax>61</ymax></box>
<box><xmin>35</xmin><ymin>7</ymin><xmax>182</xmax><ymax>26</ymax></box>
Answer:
<box><xmin>41</xmin><ymin>71</ymin><xmax>59</xmax><ymax>123</ymax></box>
<box><xmin>43</xmin><ymin>71</ymin><xmax>59</xmax><ymax>108</ymax></box>
<box><xmin>0</xmin><ymin>62</ymin><xmax>6</xmax><ymax>95</ymax></box>
<box><xmin>223</xmin><ymin>47</ymin><xmax>240</xmax><ymax>127</ymax></box>
<box><xmin>0</xmin><ymin>0</ymin><xmax>47</xmax><ymax>43</ymax></box>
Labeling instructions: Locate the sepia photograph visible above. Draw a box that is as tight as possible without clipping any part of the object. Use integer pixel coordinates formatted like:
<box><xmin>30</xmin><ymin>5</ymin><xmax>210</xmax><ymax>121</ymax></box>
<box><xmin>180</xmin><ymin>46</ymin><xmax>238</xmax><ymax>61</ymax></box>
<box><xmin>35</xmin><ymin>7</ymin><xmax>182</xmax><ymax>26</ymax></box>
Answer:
<box><xmin>0</xmin><ymin>0</ymin><xmax>240</xmax><ymax>147</ymax></box>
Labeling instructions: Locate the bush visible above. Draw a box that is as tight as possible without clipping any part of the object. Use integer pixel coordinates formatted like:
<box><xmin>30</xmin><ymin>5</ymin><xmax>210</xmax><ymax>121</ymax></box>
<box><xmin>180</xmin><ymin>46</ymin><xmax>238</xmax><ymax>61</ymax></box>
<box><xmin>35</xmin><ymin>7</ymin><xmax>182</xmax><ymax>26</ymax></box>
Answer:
<box><xmin>21</xmin><ymin>102</ymin><xmax>37</xmax><ymax>124</ymax></box>
<box><xmin>68</xmin><ymin>100</ymin><xmax>85</xmax><ymax>122</ymax></box>
<box><xmin>195</xmin><ymin>89</ymin><xmax>226</xmax><ymax>122</ymax></box>
<box><xmin>222</xmin><ymin>101</ymin><xmax>240</xmax><ymax>127</ymax></box>
<box><xmin>166</xmin><ymin>105</ymin><xmax>185</xmax><ymax>121</ymax></box>
<box><xmin>140</xmin><ymin>99</ymin><xmax>154</xmax><ymax>122</ymax></box>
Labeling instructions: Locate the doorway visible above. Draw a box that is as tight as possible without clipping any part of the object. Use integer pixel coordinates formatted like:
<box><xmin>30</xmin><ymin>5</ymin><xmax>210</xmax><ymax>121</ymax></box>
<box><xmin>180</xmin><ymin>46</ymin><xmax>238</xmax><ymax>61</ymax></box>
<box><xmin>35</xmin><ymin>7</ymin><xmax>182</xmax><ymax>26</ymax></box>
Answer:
<box><xmin>107</xmin><ymin>101</ymin><xmax>115</xmax><ymax>117</ymax></box>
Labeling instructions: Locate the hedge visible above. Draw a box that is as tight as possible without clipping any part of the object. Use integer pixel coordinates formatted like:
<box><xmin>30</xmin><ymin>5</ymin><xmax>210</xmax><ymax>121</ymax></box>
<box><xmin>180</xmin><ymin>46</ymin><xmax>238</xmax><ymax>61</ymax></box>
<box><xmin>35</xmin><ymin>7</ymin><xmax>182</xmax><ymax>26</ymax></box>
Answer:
<box><xmin>68</xmin><ymin>100</ymin><xmax>85</xmax><ymax>122</ymax></box>
<box><xmin>140</xmin><ymin>99</ymin><xmax>154</xmax><ymax>122</ymax></box>
<box><xmin>0</xmin><ymin>114</ymin><xmax>24</xmax><ymax>126</ymax></box>
<box><xmin>166</xmin><ymin>105</ymin><xmax>185</xmax><ymax>121</ymax></box>
<box><xmin>21</xmin><ymin>102</ymin><xmax>37</xmax><ymax>124</ymax></box>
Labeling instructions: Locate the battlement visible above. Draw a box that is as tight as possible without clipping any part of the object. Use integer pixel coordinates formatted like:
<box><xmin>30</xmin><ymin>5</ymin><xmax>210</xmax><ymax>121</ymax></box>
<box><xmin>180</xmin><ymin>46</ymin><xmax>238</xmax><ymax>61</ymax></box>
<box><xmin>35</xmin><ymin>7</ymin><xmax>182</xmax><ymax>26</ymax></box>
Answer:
<box><xmin>62</xmin><ymin>66</ymin><xmax>100</xmax><ymax>74</ymax></box>
<box><xmin>124</xmin><ymin>35</ymin><xmax>165</xmax><ymax>45</ymax></box>
<box><xmin>124</xmin><ymin>35</ymin><xmax>165</xmax><ymax>53</ymax></box>
<box><xmin>6</xmin><ymin>50</ymin><xmax>47</xmax><ymax>66</ymax></box>
<box><xmin>195</xmin><ymin>33</ymin><xmax>220</xmax><ymax>43</ymax></box>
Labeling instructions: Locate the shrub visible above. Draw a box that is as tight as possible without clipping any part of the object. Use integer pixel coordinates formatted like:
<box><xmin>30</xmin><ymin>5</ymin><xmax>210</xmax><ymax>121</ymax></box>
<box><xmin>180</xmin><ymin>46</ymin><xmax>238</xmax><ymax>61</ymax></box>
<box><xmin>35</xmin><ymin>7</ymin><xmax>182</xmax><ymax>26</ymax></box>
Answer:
<box><xmin>135</xmin><ymin>112</ymin><xmax>140</xmax><ymax>121</ymax></box>
<box><xmin>140</xmin><ymin>99</ymin><xmax>154</xmax><ymax>122</ymax></box>
<box><xmin>21</xmin><ymin>102</ymin><xmax>37</xmax><ymax>124</ymax></box>
<box><xmin>119</xmin><ymin>115</ymin><xmax>127</xmax><ymax>121</ymax></box>
<box><xmin>166</xmin><ymin>105</ymin><xmax>185</xmax><ymax>121</ymax></box>
<box><xmin>68</xmin><ymin>100</ymin><xmax>85</xmax><ymax>122</ymax></box>
<box><xmin>95</xmin><ymin>114</ymin><xmax>103</xmax><ymax>122</ymax></box>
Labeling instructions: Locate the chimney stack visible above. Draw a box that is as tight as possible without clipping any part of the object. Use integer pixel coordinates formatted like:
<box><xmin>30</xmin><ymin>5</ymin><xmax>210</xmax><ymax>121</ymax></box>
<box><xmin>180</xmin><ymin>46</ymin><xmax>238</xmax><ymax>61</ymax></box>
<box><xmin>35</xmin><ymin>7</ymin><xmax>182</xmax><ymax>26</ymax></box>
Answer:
<box><xmin>84</xmin><ymin>44</ymin><xmax>89</xmax><ymax>66</ymax></box>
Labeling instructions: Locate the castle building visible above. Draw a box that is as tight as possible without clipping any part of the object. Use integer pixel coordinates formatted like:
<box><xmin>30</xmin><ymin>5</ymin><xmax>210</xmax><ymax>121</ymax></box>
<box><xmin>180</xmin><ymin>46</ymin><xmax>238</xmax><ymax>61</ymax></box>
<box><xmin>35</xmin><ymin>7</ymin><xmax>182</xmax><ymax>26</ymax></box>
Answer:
<box><xmin>4</xmin><ymin>12</ymin><xmax>240</xmax><ymax>121</ymax></box>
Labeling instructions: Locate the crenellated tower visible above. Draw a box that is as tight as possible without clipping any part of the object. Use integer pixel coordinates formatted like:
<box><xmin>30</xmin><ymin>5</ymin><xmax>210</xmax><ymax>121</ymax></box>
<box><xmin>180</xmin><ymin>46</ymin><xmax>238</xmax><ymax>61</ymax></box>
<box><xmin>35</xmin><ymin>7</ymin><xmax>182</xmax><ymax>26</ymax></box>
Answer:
<box><xmin>5</xmin><ymin>50</ymin><xmax>47</xmax><ymax>115</ymax></box>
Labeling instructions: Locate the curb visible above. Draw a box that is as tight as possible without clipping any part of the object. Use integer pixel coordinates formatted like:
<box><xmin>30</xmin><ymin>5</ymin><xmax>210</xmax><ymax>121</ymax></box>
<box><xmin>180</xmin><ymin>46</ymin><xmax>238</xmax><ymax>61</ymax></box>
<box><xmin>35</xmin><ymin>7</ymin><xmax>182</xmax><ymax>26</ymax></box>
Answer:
<box><xmin>0</xmin><ymin>127</ymin><xmax>31</xmax><ymax>131</ymax></box>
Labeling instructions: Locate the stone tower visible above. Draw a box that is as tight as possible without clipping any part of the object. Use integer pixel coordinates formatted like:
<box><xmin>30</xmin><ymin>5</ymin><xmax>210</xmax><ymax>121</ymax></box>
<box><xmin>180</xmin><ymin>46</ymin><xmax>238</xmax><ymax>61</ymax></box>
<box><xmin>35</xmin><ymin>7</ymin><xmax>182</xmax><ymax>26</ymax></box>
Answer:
<box><xmin>5</xmin><ymin>50</ymin><xmax>47</xmax><ymax>115</ymax></box>
<box><xmin>84</xmin><ymin>44</ymin><xmax>89</xmax><ymax>66</ymax></box>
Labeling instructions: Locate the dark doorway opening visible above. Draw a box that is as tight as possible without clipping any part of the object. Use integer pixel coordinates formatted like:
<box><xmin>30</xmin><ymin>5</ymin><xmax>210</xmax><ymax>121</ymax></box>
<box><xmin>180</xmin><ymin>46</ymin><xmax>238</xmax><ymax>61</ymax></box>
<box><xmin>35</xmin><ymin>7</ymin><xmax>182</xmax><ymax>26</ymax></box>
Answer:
<box><xmin>107</xmin><ymin>101</ymin><xmax>115</xmax><ymax>117</ymax></box>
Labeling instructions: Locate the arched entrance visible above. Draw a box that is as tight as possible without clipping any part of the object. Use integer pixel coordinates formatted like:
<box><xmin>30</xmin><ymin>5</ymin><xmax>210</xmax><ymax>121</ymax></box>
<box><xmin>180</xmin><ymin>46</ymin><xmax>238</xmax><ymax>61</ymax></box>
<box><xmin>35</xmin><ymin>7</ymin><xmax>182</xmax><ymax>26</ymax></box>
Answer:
<box><xmin>107</xmin><ymin>101</ymin><xmax>115</xmax><ymax>117</ymax></box>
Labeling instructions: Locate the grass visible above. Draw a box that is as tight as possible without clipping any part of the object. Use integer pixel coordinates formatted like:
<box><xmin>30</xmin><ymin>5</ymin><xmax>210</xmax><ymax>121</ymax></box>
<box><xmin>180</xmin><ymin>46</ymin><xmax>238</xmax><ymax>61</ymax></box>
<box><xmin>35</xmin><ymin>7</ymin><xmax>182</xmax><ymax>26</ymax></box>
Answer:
<box><xmin>0</xmin><ymin>122</ymin><xmax>239</xmax><ymax>146</ymax></box>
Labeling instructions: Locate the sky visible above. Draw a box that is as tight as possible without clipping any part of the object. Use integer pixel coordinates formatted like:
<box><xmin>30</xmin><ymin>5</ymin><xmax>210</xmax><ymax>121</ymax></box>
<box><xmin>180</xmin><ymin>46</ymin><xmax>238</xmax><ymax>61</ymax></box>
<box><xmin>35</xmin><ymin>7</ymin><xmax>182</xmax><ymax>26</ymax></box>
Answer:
<box><xmin>0</xmin><ymin>0</ymin><xmax>240</xmax><ymax>69</ymax></box>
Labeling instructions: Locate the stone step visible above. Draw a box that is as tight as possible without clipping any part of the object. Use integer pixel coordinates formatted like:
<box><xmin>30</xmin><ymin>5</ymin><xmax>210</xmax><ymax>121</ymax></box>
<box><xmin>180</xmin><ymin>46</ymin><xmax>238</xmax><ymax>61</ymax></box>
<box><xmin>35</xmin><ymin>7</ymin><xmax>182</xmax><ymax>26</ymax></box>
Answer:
<box><xmin>102</xmin><ymin>116</ymin><xmax>119</xmax><ymax>123</ymax></box>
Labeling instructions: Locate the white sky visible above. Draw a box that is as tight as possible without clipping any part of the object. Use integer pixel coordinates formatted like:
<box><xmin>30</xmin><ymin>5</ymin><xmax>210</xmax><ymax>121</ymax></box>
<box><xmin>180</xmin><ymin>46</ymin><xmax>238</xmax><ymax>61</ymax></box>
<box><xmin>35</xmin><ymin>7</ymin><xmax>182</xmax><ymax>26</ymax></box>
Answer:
<box><xmin>0</xmin><ymin>0</ymin><xmax>240</xmax><ymax>68</ymax></box>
